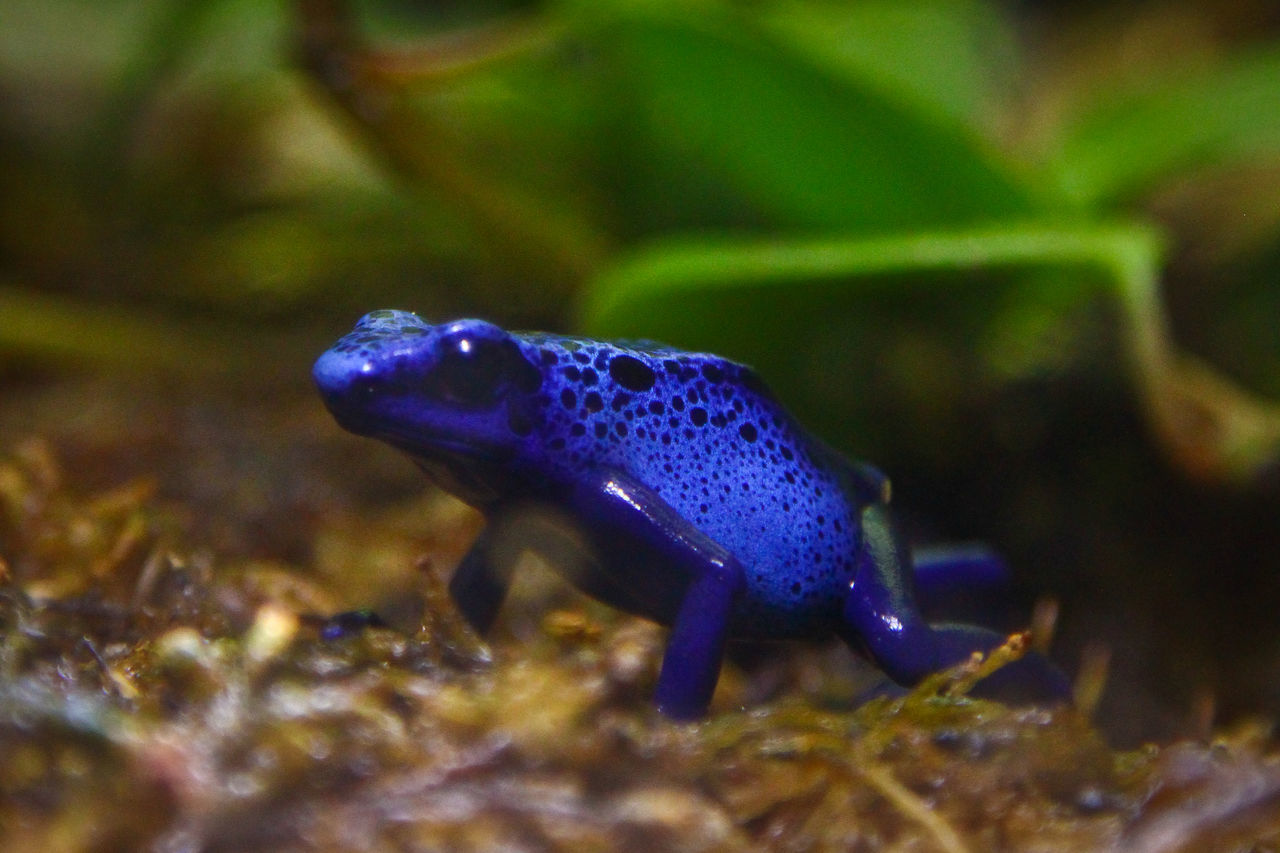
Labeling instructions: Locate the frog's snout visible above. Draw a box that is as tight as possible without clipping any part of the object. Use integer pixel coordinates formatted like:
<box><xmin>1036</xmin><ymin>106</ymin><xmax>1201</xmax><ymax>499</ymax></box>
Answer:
<box><xmin>313</xmin><ymin>346</ymin><xmax>367</xmax><ymax>422</ymax></box>
<box><xmin>313</xmin><ymin>347</ymin><xmax>355</xmax><ymax>400</ymax></box>
<box><xmin>314</xmin><ymin>310</ymin><xmax>424</xmax><ymax>408</ymax></box>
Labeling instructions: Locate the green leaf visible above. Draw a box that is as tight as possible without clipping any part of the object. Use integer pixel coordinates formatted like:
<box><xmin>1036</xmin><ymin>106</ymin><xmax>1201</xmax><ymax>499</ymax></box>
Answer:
<box><xmin>580</xmin><ymin>223</ymin><xmax>1161</xmax><ymax>342</ymax></box>
<box><xmin>592</xmin><ymin>12</ymin><xmax>1040</xmax><ymax>234</ymax></box>
<box><xmin>756</xmin><ymin>0</ymin><xmax>1021</xmax><ymax>130</ymax></box>
<box><xmin>1051</xmin><ymin>45</ymin><xmax>1280</xmax><ymax>205</ymax></box>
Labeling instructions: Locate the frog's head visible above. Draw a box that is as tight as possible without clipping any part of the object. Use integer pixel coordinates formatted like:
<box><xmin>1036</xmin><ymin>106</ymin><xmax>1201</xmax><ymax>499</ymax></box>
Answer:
<box><xmin>314</xmin><ymin>311</ymin><xmax>543</xmax><ymax>468</ymax></box>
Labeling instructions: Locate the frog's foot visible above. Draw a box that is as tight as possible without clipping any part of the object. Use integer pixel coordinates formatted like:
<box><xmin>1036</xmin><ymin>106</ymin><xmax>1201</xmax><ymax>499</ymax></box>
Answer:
<box><xmin>908</xmin><ymin>623</ymin><xmax>1071</xmax><ymax>701</ymax></box>
<box><xmin>316</xmin><ymin>609</ymin><xmax>387</xmax><ymax>640</ymax></box>
<box><xmin>842</xmin><ymin>602</ymin><xmax>1071</xmax><ymax>702</ymax></box>
<box><xmin>844</xmin><ymin>504</ymin><xmax>1070</xmax><ymax>702</ymax></box>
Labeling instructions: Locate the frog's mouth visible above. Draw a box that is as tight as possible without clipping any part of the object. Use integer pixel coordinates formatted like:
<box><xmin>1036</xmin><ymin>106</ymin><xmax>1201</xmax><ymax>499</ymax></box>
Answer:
<box><xmin>372</xmin><ymin>422</ymin><xmax>513</xmax><ymax>467</ymax></box>
<box><xmin>323</xmin><ymin>406</ymin><xmax>496</xmax><ymax>459</ymax></box>
<box><xmin>378</xmin><ymin>426</ymin><xmax>523</xmax><ymax>507</ymax></box>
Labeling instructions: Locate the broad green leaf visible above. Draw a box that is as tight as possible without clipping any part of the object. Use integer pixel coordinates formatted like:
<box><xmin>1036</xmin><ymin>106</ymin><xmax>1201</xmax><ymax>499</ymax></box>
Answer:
<box><xmin>756</xmin><ymin>0</ymin><xmax>1020</xmax><ymax>130</ymax></box>
<box><xmin>590</xmin><ymin>12</ymin><xmax>1040</xmax><ymax>234</ymax></box>
<box><xmin>1051</xmin><ymin>46</ymin><xmax>1280</xmax><ymax>205</ymax></box>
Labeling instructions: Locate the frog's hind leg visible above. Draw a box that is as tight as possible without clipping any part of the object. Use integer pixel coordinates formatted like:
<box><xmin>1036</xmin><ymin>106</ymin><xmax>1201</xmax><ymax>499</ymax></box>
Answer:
<box><xmin>912</xmin><ymin>545</ymin><xmax>1008</xmax><ymax>596</ymax></box>
<box><xmin>911</xmin><ymin>544</ymin><xmax>1011</xmax><ymax>621</ymax></box>
<box><xmin>842</xmin><ymin>504</ymin><xmax>1070</xmax><ymax>700</ymax></box>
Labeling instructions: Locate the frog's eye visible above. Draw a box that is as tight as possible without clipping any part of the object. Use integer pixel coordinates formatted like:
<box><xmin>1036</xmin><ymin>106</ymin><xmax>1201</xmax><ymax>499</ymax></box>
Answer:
<box><xmin>427</xmin><ymin>330</ymin><xmax>536</xmax><ymax>406</ymax></box>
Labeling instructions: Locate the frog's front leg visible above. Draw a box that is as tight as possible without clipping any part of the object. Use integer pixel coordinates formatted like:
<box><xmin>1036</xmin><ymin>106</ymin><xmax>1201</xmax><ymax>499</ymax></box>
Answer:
<box><xmin>843</xmin><ymin>503</ymin><xmax>1070</xmax><ymax>699</ymax></box>
<box><xmin>568</xmin><ymin>470</ymin><xmax>747</xmax><ymax>720</ymax></box>
<box><xmin>448</xmin><ymin>517</ymin><xmax>517</xmax><ymax>635</ymax></box>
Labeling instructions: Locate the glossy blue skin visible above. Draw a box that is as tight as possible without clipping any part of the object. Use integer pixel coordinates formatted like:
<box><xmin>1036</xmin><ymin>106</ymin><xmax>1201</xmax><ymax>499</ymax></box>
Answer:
<box><xmin>315</xmin><ymin>311</ymin><xmax>1068</xmax><ymax>718</ymax></box>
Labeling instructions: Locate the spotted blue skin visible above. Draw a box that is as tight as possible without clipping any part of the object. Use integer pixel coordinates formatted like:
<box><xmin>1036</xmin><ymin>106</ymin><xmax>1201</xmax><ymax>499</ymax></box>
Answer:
<box><xmin>314</xmin><ymin>311</ymin><xmax>1068</xmax><ymax>718</ymax></box>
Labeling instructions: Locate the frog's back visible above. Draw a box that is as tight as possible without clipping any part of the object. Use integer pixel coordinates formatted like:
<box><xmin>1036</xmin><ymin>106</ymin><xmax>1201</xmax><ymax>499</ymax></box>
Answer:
<box><xmin>512</xmin><ymin>332</ymin><xmax>883</xmax><ymax>638</ymax></box>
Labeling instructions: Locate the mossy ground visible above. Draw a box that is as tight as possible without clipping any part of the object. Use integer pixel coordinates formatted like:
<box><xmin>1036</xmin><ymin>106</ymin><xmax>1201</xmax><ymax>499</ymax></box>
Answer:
<box><xmin>2</xmin><ymin>380</ymin><xmax>1279</xmax><ymax>852</ymax></box>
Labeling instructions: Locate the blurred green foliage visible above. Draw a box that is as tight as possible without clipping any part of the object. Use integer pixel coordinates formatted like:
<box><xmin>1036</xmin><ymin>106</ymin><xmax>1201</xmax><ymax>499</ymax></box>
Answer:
<box><xmin>3</xmin><ymin>0</ymin><xmax>1280</xmax><ymax>480</ymax></box>
<box><xmin>6</xmin><ymin>0</ymin><xmax>1280</xmax><ymax>740</ymax></box>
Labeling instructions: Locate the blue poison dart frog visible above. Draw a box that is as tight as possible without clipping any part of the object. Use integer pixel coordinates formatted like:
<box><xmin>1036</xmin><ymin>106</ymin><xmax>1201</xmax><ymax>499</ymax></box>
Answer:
<box><xmin>314</xmin><ymin>311</ymin><xmax>1070</xmax><ymax>718</ymax></box>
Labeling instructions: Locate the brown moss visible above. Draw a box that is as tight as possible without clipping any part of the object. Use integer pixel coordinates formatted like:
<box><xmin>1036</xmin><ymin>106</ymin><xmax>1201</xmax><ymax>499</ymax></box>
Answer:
<box><xmin>2</xmin><ymin>435</ymin><xmax>1279</xmax><ymax>852</ymax></box>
